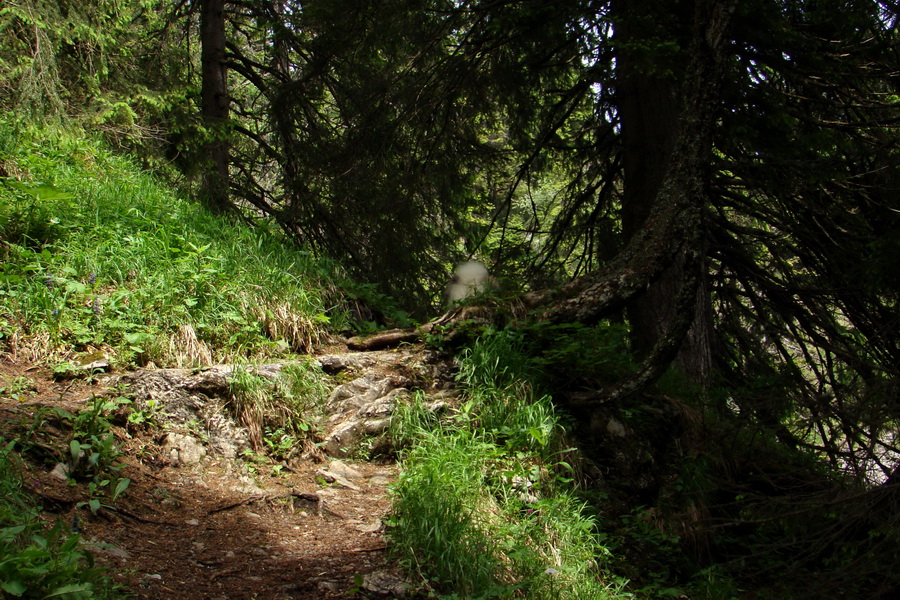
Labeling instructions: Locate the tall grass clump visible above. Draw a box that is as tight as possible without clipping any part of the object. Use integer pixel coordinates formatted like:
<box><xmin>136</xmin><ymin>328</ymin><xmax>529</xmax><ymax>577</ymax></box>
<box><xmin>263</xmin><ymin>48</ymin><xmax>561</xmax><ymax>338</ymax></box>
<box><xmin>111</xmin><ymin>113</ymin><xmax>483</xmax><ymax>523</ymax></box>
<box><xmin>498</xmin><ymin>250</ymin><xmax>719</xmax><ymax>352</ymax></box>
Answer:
<box><xmin>227</xmin><ymin>360</ymin><xmax>329</xmax><ymax>450</ymax></box>
<box><xmin>0</xmin><ymin>439</ymin><xmax>121</xmax><ymax>599</ymax></box>
<box><xmin>0</xmin><ymin>117</ymin><xmax>350</xmax><ymax>366</ymax></box>
<box><xmin>389</xmin><ymin>328</ymin><xmax>630</xmax><ymax>599</ymax></box>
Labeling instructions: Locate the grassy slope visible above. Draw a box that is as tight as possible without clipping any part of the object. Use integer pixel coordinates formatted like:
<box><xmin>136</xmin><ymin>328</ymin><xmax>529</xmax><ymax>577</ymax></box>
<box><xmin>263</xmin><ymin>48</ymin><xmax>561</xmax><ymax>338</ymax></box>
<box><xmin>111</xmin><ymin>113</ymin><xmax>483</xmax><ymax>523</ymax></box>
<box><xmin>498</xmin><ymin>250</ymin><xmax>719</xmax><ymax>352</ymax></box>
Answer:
<box><xmin>0</xmin><ymin>117</ymin><xmax>365</xmax><ymax>599</ymax></box>
<box><xmin>0</xmin><ymin>117</ymin><xmax>351</xmax><ymax>369</ymax></box>
<box><xmin>389</xmin><ymin>330</ymin><xmax>638</xmax><ymax>600</ymax></box>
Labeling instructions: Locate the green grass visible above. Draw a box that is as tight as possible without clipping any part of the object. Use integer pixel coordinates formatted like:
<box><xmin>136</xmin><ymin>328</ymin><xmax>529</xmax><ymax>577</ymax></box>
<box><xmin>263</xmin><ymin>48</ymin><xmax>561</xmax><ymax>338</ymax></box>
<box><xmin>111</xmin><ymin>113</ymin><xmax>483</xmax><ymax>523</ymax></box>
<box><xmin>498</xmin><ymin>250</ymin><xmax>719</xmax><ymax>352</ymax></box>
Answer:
<box><xmin>389</xmin><ymin>329</ymin><xmax>631</xmax><ymax>599</ymax></box>
<box><xmin>0</xmin><ymin>116</ymin><xmax>351</xmax><ymax>368</ymax></box>
<box><xmin>227</xmin><ymin>359</ymin><xmax>329</xmax><ymax>450</ymax></box>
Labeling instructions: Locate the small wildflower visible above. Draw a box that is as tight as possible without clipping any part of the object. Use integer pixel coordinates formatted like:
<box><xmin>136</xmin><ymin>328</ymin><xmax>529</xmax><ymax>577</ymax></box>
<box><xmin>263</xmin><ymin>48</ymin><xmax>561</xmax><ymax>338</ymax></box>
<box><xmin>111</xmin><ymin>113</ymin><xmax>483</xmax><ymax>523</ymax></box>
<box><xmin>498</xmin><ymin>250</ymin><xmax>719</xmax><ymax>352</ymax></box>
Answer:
<box><xmin>88</xmin><ymin>272</ymin><xmax>97</xmax><ymax>286</ymax></box>
<box><xmin>544</xmin><ymin>568</ymin><xmax>559</xmax><ymax>577</ymax></box>
<box><xmin>44</xmin><ymin>276</ymin><xmax>54</xmax><ymax>289</ymax></box>
<box><xmin>92</xmin><ymin>298</ymin><xmax>101</xmax><ymax>315</ymax></box>
<box><xmin>128</xmin><ymin>269</ymin><xmax>136</xmax><ymax>279</ymax></box>
<box><xmin>52</xmin><ymin>309</ymin><xmax>59</xmax><ymax>317</ymax></box>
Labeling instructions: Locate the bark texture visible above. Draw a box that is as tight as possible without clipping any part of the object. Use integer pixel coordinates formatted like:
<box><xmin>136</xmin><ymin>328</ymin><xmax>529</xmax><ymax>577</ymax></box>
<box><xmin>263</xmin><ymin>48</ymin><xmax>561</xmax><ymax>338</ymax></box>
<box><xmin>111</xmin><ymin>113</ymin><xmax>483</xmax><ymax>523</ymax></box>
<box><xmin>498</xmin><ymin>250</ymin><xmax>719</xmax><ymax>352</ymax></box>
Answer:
<box><xmin>525</xmin><ymin>0</ymin><xmax>738</xmax><ymax>399</ymax></box>
<box><xmin>199</xmin><ymin>0</ymin><xmax>231</xmax><ymax>213</ymax></box>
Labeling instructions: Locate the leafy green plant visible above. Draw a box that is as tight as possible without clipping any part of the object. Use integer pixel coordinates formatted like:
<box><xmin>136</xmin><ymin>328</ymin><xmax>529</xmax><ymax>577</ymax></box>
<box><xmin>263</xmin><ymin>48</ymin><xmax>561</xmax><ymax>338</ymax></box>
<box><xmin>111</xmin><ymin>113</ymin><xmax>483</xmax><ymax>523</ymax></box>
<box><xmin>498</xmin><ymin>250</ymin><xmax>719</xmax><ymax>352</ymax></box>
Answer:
<box><xmin>228</xmin><ymin>361</ymin><xmax>327</xmax><ymax>451</ymax></box>
<box><xmin>0</xmin><ymin>375</ymin><xmax>36</xmax><ymax>402</ymax></box>
<box><xmin>389</xmin><ymin>429</ymin><xmax>509</xmax><ymax>597</ymax></box>
<box><xmin>689</xmin><ymin>566</ymin><xmax>741</xmax><ymax>600</ymax></box>
<box><xmin>57</xmin><ymin>395</ymin><xmax>130</xmax><ymax>482</ymax></box>
<box><xmin>126</xmin><ymin>396</ymin><xmax>162</xmax><ymax>428</ymax></box>
<box><xmin>0</xmin><ymin>181</ymin><xmax>72</xmax><ymax>247</ymax></box>
<box><xmin>455</xmin><ymin>327</ymin><xmax>546</xmax><ymax>391</ymax></box>
<box><xmin>263</xmin><ymin>427</ymin><xmax>302</xmax><ymax>460</ymax></box>
<box><xmin>239</xmin><ymin>448</ymin><xmax>268</xmax><ymax>476</ymax></box>
<box><xmin>0</xmin><ymin>439</ymin><xmax>120</xmax><ymax>599</ymax></box>
<box><xmin>77</xmin><ymin>477</ymin><xmax>131</xmax><ymax>516</ymax></box>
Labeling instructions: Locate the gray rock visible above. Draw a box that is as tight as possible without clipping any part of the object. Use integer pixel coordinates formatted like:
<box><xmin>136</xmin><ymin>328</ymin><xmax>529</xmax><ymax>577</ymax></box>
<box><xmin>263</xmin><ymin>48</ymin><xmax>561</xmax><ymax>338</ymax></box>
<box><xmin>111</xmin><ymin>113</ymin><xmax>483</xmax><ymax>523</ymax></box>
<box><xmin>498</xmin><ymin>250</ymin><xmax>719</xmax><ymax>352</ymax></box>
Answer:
<box><xmin>49</xmin><ymin>462</ymin><xmax>70</xmax><ymax>481</ymax></box>
<box><xmin>323</xmin><ymin>374</ymin><xmax>412</xmax><ymax>456</ymax></box>
<box><xmin>161</xmin><ymin>432</ymin><xmax>206</xmax><ymax>466</ymax></box>
<box><xmin>316</xmin><ymin>466</ymin><xmax>362</xmax><ymax>491</ymax></box>
<box><xmin>327</xmin><ymin>459</ymin><xmax>364</xmax><ymax>480</ymax></box>
<box><xmin>362</xmin><ymin>570</ymin><xmax>409</xmax><ymax>597</ymax></box>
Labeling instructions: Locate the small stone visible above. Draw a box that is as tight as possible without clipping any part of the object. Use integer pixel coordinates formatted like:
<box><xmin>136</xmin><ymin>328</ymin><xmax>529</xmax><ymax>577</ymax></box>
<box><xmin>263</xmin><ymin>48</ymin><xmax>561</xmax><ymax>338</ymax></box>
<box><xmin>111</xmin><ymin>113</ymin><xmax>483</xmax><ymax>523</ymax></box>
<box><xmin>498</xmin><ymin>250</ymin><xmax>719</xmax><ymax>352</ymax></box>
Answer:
<box><xmin>49</xmin><ymin>462</ymin><xmax>70</xmax><ymax>481</ymax></box>
<box><xmin>362</xmin><ymin>571</ymin><xmax>409</xmax><ymax>597</ymax></box>
<box><xmin>316</xmin><ymin>467</ymin><xmax>362</xmax><ymax>491</ymax></box>
<box><xmin>83</xmin><ymin>540</ymin><xmax>130</xmax><ymax>559</ymax></box>
<box><xmin>161</xmin><ymin>433</ymin><xmax>206</xmax><ymax>466</ymax></box>
<box><xmin>356</xmin><ymin>520</ymin><xmax>382</xmax><ymax>534</ymax></box>
<box><xmin>185</xmin><ymin>519</ymin><xmax>200</xmax><ymax>526</ymax></box>
<box><xmin>606</xmin><ymin>418</ymin><xmax>627</xmax><ymax>437</ymax></box>
<box><xmin>368</xmin><ymin>474</ymin><xmax>392</xmax><ymax>487</ymax></box>
<box><xmin>327</xmin><ymin>459</ymin><xmax>364</xmax><ymax>480</ymax></box>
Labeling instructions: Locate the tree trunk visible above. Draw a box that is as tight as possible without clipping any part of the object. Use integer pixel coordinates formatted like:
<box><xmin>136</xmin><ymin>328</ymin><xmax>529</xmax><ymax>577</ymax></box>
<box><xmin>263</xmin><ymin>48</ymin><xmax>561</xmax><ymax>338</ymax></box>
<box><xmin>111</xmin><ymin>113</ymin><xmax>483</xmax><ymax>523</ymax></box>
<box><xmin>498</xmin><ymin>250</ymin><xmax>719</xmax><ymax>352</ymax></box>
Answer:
<box><xmin>199</xmin><ymin>0</ymin><xmax>231</xmax><ymax>213</ymax></box>
<box><xmin>525</xmin><ymin>0</ymin><xmax>737</xmax><ymax>401</ymax></box>
<box><xmin>615</xmin><ymin>0</ymin><xmax>716</xmax><ymax>385</ymax></box>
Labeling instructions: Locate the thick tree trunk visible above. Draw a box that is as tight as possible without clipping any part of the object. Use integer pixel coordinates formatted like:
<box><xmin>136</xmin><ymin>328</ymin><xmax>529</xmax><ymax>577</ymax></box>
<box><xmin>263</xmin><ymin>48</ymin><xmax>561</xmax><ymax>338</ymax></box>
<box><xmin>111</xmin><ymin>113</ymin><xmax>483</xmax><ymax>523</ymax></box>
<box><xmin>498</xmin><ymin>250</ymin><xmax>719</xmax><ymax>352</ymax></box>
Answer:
<box><xmin>614</xmin><ymin>0</ymin><xmax>716</xmax><ymax>386</ymax></box>
<box><xmin>525</xmin><ymin>0</ymin><xmax>737</xmax><ymax>400</ymax></box>
<box><xmin>615</xmin><ymin>0</ymin><xmax>682</xmax><ymax>358</ymax></box>
<box><xmin>199</xmin><ymin>0</ymin><xmax>231</xmax><ymax>213</ymax></box>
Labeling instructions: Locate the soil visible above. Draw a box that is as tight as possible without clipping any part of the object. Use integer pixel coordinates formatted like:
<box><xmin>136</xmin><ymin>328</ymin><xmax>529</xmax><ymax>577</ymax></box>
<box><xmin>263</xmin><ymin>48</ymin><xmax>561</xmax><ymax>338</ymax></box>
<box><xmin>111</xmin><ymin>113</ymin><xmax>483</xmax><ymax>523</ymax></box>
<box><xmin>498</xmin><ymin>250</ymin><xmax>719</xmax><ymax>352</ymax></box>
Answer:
<box><xmin>0</xmin><ymin>357</ymin><xmax>409</xmax><ymax>600</ymax></box>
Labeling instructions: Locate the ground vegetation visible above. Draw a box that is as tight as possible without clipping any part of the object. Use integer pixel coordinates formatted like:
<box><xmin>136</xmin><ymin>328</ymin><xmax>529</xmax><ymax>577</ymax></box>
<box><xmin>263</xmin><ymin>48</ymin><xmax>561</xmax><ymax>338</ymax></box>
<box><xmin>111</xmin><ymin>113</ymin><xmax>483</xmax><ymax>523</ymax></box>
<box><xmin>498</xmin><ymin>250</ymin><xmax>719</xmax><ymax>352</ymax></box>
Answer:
<box><xmin>1</xmin><ymin>0</ymin><xmax>899</xmax><ymax>598</ymax></box>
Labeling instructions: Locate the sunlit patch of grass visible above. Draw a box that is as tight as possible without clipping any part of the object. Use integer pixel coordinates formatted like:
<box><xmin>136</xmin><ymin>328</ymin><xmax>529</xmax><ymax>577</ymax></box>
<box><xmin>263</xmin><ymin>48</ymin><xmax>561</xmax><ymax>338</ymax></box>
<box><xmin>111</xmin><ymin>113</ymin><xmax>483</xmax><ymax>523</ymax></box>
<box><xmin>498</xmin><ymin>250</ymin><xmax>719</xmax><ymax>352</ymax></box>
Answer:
<box><xmin>227</xmin><ymin>360</ymin><xmax>329</xmax><ymax>450</ymax></box>
<box><xmin>0</xmin><ymin>117</ymin><xmax>353</xmax><ymax>367</ymax></box>
<box><xmin>249</xmin><ymin>299</ymin><xmax>330</xmax><ymax>354</ymax></box>
<box><xmin>388</xmin><ymin>335</ymin><xmax>629</xmax><ymax>599</ymax></box>
<box><xmin>169</xmin><ymin>323</ymin><xmax>214</xmax><ymax>367</ymax></box>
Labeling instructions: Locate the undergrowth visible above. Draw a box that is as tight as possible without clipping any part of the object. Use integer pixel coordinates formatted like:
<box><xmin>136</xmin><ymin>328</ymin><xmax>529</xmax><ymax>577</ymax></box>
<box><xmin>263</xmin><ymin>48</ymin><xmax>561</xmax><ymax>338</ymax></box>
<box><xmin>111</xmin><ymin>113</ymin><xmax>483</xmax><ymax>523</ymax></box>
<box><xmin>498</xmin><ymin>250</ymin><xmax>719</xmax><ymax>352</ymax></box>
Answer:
<box><xmin>389</xmin><ymin>328</ymin><xmax>630</xmax><ymax>599</ymax></box>
<box><xmin>227</xmin><ymin>360</ymin><xmax>329</xmax><ymax>451</ymax></box>
<box><xmin>0</xmin><ymin>438</ymin><xmax>121</xmax><ymax>599</ymax></box>
<box><xmin>0</xmin><ymin>116</ymin><xmax>363</xmax><ymax>368</ymax></box>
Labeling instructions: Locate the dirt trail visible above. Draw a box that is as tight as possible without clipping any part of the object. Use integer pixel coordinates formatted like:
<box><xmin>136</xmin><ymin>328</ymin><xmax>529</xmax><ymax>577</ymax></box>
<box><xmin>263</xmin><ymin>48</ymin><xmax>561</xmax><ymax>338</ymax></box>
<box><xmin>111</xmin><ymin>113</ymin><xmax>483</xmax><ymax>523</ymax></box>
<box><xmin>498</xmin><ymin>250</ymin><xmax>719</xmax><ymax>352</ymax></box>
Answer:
<box><xmin>0</xmin><ymin>346</ymin><xmax>445</xmax><ymax>599</ymax></box>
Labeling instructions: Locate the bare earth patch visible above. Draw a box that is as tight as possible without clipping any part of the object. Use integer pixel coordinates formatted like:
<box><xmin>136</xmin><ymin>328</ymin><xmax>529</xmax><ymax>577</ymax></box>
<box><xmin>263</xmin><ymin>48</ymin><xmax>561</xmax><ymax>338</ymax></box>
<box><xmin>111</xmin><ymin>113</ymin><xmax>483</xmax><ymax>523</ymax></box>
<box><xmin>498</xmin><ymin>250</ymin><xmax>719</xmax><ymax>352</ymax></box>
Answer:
<box><xmin>0</xmin><ymin>351</ymin><xmax>442</xmax><ymax>599</ymax></box>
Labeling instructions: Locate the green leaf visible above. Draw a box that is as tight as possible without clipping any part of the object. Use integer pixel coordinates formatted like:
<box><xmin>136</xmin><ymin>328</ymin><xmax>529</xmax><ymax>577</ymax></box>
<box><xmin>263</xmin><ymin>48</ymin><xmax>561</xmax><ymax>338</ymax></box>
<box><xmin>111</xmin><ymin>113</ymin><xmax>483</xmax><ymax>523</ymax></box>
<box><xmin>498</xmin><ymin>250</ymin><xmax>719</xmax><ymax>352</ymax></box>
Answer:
<box><xmin>1</xmin><ymin>579</ymin><xmax>26</xmax><ymax>595</ymax></box>
<box><xmin>5</xmin><ymin>181</ymin><xmax>74</xmax><ymax>201</ymax></box>
<box><xmin>2</xmin><ymin>524</ymin><xmax>27</xmax><ymax>536</ymax></box>
<box><xmin>65</xmin><ymin>280</ymin><xmax>88</xmax><ymax>294</ymax></box>
<box><xmin>45</xmin><ymin>583</ymin><xmax>94</xmax><ymax>598</ymax></box>
<box><xmin>113</xmin><ymin>477</ymin><xmax>131</xmax><ymax>500</ymax></box>
<box><xmin>69</xmin><ymin>439</ymin><xmax>82</xmax><ymax>461</ymax></box>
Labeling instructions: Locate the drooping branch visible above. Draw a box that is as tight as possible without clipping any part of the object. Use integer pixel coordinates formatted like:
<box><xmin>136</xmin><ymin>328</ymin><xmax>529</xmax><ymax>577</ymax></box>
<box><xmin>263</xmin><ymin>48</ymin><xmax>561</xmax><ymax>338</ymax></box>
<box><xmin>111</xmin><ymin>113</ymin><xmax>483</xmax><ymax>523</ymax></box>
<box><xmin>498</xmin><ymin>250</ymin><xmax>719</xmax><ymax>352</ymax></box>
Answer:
<box><xmin>526</xmin><ymin>0</ymin><xmax>738</xmax><ymax>330</ymax></box>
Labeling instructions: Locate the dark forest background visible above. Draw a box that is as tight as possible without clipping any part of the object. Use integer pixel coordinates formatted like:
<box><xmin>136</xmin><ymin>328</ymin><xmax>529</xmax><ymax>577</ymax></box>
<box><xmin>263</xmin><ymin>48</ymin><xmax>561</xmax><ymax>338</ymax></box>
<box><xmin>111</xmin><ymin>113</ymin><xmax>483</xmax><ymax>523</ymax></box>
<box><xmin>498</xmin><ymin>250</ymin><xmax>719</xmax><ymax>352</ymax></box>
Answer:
<box><xmin>1</xmin><ymin>0</ymin><xmax>899</xmax><ymax>597</ymax></box>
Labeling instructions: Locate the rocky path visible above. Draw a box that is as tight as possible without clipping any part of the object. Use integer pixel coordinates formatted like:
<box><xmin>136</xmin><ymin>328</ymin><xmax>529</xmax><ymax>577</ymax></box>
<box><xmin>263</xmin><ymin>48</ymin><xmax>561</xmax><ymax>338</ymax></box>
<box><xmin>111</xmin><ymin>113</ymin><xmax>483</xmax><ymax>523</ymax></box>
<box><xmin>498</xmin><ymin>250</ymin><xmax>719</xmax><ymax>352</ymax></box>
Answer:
<box><xmin>1</xmin><ymin>344</ymin><xmax>454</xmax><ymax>599</ymax></box>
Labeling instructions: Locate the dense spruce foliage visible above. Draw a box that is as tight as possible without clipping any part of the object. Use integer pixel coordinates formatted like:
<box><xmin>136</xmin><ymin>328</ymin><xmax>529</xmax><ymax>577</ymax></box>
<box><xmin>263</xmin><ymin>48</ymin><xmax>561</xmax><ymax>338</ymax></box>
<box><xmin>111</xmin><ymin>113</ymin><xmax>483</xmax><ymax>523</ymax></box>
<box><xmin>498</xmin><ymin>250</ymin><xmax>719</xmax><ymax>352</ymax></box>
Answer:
<box><xmin>2</xmin><ymin>0</ymin><xmax>899</xmax><ymax>598</ymax></box>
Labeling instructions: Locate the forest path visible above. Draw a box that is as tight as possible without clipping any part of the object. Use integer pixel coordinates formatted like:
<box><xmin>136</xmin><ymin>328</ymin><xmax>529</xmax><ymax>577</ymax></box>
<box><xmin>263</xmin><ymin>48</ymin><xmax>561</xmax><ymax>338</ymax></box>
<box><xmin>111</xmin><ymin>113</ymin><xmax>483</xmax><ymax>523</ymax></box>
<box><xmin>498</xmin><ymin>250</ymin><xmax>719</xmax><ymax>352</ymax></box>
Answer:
<box><xmin>0</xmin><ymin>343</ymin><xmax>450</xmax><ymax>599</ymax></box>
